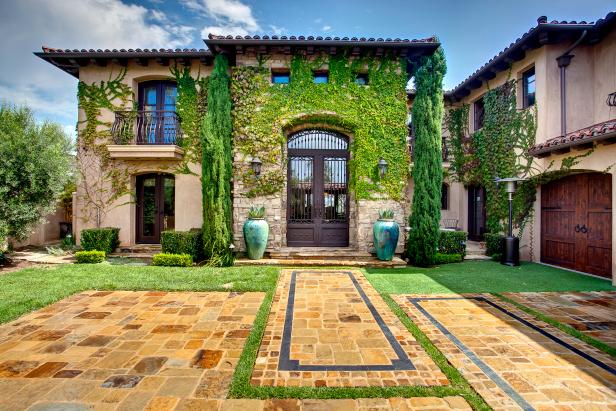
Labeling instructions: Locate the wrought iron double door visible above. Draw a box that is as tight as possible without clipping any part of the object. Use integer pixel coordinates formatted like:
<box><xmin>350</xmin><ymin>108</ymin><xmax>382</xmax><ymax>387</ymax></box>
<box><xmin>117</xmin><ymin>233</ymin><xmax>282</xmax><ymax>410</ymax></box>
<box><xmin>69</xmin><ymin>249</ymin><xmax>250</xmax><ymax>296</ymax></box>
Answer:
<box><xmin>287</xmin><ymin>132</ymin><xmax>349</xmax><ymax>247</ymax></box>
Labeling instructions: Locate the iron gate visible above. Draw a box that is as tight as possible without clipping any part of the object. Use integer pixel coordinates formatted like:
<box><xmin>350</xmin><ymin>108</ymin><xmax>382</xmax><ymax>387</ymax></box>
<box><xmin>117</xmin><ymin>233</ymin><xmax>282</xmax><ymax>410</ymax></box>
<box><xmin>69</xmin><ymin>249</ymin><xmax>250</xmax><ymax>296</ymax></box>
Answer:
<box><xmin>287</xmin><ymin>130</ymin><xmax>349</xmax><ymax>247</ymax></box>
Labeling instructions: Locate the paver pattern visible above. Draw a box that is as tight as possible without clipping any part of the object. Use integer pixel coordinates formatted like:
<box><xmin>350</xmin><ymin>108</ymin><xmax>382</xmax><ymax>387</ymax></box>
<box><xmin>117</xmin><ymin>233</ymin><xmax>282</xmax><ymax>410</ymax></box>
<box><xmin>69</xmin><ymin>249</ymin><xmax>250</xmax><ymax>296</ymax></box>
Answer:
<box><xmin>394</xmin><ymin>294</ymin><xmax>616</xmax><ymax>410</ymax></box>
<box><xmin>253</xmin><ymin>270</ymin><xmax>448</xmax><ymax>387</ymax></box>
<box><xmin>0</xmin><ymin>290</ymin><xmax>264</xmax><ymax>410</ymax></box>
<box><xmin>503</xmin><ymin>291</ymin><xmax>616</xmax><ymax>349</ymax></box>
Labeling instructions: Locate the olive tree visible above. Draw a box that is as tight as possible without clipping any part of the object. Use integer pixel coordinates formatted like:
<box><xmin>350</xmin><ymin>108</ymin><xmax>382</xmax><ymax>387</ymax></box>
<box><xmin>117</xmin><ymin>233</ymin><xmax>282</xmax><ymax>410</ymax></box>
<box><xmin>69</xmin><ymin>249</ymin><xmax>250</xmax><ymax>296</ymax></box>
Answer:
<box><xmin>0</xmin><ymin>104</ymin><xmax>73</xmax><ymax>249</ymax></box>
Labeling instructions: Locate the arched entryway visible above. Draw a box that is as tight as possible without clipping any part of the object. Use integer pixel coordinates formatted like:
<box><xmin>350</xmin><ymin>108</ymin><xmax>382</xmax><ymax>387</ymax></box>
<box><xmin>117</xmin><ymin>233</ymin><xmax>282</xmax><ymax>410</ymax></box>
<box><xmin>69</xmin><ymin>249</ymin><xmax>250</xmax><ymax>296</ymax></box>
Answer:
<box><xmin>286</xmin><ymin>129</ymin><xmax>349</xmax><ymax>247</ymax></box>
<box><xmin>136</xmin><ymin>173</ymin><xmax>175</xmax><ymax>243</ymax></box>
<box><xmin>541</xmin><ymin>172</ymin><xmax>612</xmax><ymax>278</ymax></box>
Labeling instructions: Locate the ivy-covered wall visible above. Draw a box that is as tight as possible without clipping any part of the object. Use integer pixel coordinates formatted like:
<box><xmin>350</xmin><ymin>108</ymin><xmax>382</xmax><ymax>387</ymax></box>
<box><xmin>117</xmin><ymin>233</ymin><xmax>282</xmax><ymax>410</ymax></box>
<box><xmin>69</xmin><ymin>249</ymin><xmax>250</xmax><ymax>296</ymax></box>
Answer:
<box><xmin>231</xmin><ymin>53</ymin><xmax>410</xmax><ymax>200</ymax></box>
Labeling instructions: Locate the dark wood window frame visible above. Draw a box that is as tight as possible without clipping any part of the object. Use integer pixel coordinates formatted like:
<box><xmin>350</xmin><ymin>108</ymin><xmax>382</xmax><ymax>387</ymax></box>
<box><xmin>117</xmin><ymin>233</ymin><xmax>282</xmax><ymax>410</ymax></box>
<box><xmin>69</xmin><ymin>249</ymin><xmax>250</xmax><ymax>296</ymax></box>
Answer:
<box><xmin>355</xmin><ymin>72</ymin><xmax>369</xmax><ymax>85</ymax></box>
<box><xmin>312</xmin><ymin>70</ymin><xmax>329</xmax><ymax>84</ymax></box>
<box><xmin>522</xmin><ymin>67</ymin><xmax>536</xmax><ymax>108</ymax></box>
<box><xmin>473</xmin><ymin>97</ymin><xmax>485</xmax><ymax>131</ymax></box>
<box><xmin>271</xmin><ymin>70</ymin><xmax>290</xmax><ymax>84</ymax></box>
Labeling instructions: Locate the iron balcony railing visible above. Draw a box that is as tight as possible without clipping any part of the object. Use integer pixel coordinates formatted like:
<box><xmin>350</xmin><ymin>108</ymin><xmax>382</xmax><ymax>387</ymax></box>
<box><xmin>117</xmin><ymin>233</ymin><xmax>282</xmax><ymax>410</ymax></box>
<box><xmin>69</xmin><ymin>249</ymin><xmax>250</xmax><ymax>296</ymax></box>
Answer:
<box><xmin>111</xmin><ymin>110</ymin><xmax>182</xmax><ymax>145</ymax></box>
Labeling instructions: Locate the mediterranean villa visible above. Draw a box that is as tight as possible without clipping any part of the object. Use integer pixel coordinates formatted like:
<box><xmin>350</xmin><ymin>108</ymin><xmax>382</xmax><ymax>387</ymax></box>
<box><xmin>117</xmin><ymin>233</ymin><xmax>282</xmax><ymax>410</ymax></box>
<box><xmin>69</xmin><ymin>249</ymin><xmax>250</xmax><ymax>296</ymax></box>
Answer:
<box><xmin>35</xmin><ymin>11</ymin><xmax>616</xmax><ymax>283</ymax></box>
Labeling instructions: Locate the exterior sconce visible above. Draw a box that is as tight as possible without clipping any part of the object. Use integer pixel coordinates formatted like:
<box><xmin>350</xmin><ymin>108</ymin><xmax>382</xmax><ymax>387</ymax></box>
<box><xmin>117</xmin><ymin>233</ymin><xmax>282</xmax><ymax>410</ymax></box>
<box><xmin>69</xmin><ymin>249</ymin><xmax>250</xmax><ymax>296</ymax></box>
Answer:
<box><xmin>378</xmin><ymin>158</ymin><xmax>388</xmax><ymax>178</ymax></box>
<box><xmin>251</xmin><ymin>157</ymin><xmax>262</xmax><ymax>177</ymax></box>
<box><xmin>494</xmin><ymin>176</ymin><xmax>527</xmax><ymax>267</ymax></box>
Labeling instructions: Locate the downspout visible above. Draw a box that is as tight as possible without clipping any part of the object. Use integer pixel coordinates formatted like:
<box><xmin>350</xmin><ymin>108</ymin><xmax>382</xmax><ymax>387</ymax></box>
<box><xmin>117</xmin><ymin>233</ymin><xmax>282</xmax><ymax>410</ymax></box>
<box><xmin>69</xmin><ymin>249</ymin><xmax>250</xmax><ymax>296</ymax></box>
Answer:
<box><xmin>556</xmin><ymin>30</ymin><xmax>588</xmax><ymax>136</ymax></box>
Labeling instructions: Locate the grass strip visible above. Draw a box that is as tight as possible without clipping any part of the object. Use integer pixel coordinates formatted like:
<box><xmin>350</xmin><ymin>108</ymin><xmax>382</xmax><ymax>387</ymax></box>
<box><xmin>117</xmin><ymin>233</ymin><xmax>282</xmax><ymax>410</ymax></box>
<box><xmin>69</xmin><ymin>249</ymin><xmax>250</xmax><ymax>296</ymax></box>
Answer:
<box><xmin>493</xmin><ymin>292</ymin><xmax>616</xmax><ymax>359</ymax></box>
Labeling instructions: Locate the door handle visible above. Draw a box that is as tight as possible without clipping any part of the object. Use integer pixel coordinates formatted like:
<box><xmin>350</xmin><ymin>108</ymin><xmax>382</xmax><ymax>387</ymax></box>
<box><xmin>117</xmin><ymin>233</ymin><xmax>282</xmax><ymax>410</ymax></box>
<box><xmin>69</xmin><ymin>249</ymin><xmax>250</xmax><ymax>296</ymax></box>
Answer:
<box><xmin>580</xmin><ymin>224</ymin><xmax>588</xmax><ymax>234</ymax></box>
<box><xmin>574</xmin><ymin>224</ymin><xmax>580</xmax><ymax>233</ymax></box>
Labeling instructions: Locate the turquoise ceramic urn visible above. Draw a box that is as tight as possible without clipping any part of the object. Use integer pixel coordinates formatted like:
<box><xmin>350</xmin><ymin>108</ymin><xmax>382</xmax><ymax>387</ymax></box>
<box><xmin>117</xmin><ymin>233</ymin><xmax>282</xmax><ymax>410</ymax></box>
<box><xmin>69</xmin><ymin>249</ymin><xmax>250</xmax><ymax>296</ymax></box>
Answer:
<box><xmin>243</xmin><ymin>206</ymin><xmax>269</xmax><ymax>260</ymax></box>
<box><xmin>373</xmin><ymin>210</ymin><xmax>399</xmax><ymax>261</ymax></box>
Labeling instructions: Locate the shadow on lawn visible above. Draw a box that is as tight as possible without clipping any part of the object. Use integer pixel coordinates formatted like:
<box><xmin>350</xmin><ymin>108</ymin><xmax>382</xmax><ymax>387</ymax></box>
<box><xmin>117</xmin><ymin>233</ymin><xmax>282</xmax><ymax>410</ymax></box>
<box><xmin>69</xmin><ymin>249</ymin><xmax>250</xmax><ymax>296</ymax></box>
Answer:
<box><xmin>365</xmin><ymin>260</ymin><xmax>616</xmax><ymax>294</ymax></box>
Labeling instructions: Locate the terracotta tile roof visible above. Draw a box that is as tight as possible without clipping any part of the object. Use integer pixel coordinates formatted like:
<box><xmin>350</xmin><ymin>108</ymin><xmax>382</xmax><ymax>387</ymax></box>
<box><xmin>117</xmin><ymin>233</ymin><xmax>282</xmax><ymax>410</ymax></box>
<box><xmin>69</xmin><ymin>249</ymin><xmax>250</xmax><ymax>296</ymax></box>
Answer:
<box><xmin>529</xmin><ymin>119</ymin><xmax>616</xmax><ymax>157</ymax></box>
<box><xmin>39</xmin><ymin>46</ymin><xmax>211</xmax><ymax>55</ymax></box>
<box><xmin>448</xmin><ymin>11</ymin><xmax>616</xmax><ymax>101</ymax></box>
<box><xmin>206</xmin><ymin>33</ymin><xmax>437</xmax><ymax>44</ymax></box>
<box><xmin>35</xmin><ymin>47</ymin><xmax>213</xmax><ymax>78</ymax></box>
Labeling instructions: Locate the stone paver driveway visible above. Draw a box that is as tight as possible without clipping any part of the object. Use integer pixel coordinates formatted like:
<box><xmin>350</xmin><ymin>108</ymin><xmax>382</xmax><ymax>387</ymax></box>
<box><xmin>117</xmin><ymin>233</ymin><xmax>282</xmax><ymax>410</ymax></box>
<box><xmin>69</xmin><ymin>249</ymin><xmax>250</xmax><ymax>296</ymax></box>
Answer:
<box><xmin>0</xmin><ymin>290</ymin><xmax>264</xmax><ymax>410</ymax></box>
<box><xmin>395</xmin><ymin>293</ymin><xmax>616</xmax><ymax>410</ymax></box>
<box><xmin>503</xmin><ymin>291</ymin><xmax>616</xmax><ymax>349</ymax></box>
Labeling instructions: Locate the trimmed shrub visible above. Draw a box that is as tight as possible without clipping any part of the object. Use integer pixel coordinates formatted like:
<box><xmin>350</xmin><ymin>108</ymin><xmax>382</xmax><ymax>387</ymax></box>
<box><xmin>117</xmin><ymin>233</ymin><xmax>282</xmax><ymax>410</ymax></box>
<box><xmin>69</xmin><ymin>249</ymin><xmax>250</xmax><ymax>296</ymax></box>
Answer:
<box><xmin>75</xmin><ymin>250</ymin><xmax>106</xmax><ymax>264</ymax></box>
<box><xmin>152</xmin><ymin>253</ymin><xmax>193</xmax><ymax>267</ymax></box>
<box><xmin>161</xmin><ymin>229</ymin><xmax>203</xmax><ymax>261</ymax></box>
<box><xmin>485</xmin><ymin>233</ymin><xmax>504</xmax><ymax>256</ymax></box>
<box><xmin>434</xmin><ymin>253</ymin><xmax>463</xmax><ymax>264</ymax></box>
<box><xmin>81</xmin><ymin>228</ymin><xmax>120</xmax><ymax>253</ymax></box>
<box><xmin>438</xmin><ymin>230</ymin><xmax>467</xmax><ymax>257</ymax></box>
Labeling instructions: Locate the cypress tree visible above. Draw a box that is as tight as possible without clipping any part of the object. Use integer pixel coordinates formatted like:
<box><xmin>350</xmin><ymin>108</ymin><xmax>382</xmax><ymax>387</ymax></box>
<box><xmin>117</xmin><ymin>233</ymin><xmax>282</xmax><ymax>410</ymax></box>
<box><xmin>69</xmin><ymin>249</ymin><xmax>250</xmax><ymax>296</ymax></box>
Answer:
<box><xmin>201</xmin><ymin>54</ymin><xmax>234</xmax><ymax>266</ymax></box>
<box><xmin>407</xmin><ymin>47</ymin><xmax>447</xmax><ymax>266</ymax></box>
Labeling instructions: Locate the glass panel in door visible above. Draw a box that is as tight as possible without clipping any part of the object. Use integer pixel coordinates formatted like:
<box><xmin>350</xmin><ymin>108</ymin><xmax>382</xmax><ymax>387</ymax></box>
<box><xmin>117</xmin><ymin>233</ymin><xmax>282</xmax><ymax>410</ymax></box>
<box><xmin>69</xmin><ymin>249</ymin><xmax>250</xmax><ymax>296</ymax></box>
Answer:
<box><xmin>323</xmin><ymin>157</ymin><xmax>347</xmax><ymax>222</ymax></box>
<box><xmin>141</xmin><ymin>176</ymin><xmax>157</xmax><ymax>238</ymax></box>
<box><xmin>163</xmin><ymin>176</ymin><xmax>175</xmax><ymax>231</ymax></box>
<box><xmin>288</xmin><ymin>157</ymin><xmax>314</xmax><ymax>223</ymax></box>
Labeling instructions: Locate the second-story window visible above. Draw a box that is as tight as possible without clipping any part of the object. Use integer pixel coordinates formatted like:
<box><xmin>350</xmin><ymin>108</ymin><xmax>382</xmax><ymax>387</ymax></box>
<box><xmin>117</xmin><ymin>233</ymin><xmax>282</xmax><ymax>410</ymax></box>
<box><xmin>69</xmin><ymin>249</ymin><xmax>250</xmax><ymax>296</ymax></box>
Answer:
<box><xmin>313</xmin><ymin>71</ymin><xmax>329</xmax><ymax>84</ymax></box>
<box><xmin>523</xmin><ymin>67</ymin><xmax>536</xmax><ymax>108</ymax></box>
<box><xmin>355</xmin><ymin>73</ymin><xmax>368</xmax><ymax>85</ymax></box>
<box><xmin>272</xmin><ymin>71</ymin><xmax>290</xmax><ymax>84</ymax></box>
<box><xmin>474</xmin><ymin>97</ymin><xmax>485</xmax><ymax>131</ymax></box>
<box><xmin>138</xmin><ymin>81</ymin><xmax>177</xmax><ymax>144</ymax></box>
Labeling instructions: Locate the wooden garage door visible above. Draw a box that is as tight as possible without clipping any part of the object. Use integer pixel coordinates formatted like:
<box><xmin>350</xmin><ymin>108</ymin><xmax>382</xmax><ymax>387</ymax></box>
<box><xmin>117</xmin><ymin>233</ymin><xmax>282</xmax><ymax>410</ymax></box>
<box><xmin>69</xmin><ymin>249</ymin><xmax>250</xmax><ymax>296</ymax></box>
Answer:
<box><xmin>541</xmin><ymin>173</ymin><xmax>612</xmax><ymax>278</ymax></box>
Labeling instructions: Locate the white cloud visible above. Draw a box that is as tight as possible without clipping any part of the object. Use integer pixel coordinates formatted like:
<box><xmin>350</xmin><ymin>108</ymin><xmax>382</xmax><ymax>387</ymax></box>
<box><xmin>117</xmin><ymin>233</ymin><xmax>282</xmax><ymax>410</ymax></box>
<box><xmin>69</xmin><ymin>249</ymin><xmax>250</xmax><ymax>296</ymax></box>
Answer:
<box><xmin>269</xmin><ymin>25</ymin><xmax>286</xmax><ymax>36</ymax></box>
<box><xmin>184</xmin><ymin>0</ymin><xmax>260</xmax><ymax>37</ymax></box>
<box><xmin>0</xmin><ymin>0</ymin><xmax>197</xmax><ymax>130</ymax></box>
<box><xmin>322</xmin><ymin>25</ymin><xmax>332</xmax><ymax>32</ymax></box>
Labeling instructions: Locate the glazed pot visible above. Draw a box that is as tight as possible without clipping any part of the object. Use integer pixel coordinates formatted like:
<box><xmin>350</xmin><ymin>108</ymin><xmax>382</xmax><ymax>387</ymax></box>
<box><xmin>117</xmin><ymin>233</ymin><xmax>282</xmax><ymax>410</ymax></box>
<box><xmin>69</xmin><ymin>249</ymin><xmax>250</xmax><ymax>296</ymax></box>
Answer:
<box><xmin>243</xmin><ymin>218</ymin><xmax>269</xmax><ymax>260</ymax></box>
<box><xmin>373</xmin><ymin>218</ymin><xmax>399</xmax><ymax>261</ymax></box>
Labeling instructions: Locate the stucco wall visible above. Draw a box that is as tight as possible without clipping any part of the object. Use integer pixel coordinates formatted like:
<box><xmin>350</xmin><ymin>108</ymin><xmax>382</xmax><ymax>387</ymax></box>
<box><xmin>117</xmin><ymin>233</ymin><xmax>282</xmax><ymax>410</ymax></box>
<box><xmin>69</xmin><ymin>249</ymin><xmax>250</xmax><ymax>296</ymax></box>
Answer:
<box><xmin>74</xmin><ymin>61</ymin><xmax>209</xmax><ymax>246</ymax></box>
<box><xmin>447</xmin><ymin>26</ymin><xmax>616</xmax><ymax>282</ymax></box>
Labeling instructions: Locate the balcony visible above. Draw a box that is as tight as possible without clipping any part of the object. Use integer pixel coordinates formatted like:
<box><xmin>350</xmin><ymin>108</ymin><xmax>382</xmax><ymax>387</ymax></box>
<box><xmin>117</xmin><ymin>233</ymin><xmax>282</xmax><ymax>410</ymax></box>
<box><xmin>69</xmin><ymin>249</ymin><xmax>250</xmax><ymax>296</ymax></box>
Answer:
<box><xmin>108</xmin><ymin>110</ymin><xmax>184</xmax><ymax>160</ymax></box>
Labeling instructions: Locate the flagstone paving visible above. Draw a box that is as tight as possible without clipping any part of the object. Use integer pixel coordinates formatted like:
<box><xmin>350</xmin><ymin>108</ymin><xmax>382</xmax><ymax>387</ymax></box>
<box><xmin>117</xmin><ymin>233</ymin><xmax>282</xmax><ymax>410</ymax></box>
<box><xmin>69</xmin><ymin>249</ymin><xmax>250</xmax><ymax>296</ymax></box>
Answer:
<box><xmin>503</xmin><ymin>291</ymin><xmax>616</xmax><ymax>349</ymax></box>
<box><xmin>394</xmin><ymin>294</ymin><xmax>616</xmax><ymax>410</ymax></box>
<box><xmin>0</xmin><ymin>290</ymin><xmax>264</xmax><ymax>410</ymax></box>
<box><xmin>252</xmin><ymin>270</ymin><xmax>448</xmax><ymax>387</ymax></box>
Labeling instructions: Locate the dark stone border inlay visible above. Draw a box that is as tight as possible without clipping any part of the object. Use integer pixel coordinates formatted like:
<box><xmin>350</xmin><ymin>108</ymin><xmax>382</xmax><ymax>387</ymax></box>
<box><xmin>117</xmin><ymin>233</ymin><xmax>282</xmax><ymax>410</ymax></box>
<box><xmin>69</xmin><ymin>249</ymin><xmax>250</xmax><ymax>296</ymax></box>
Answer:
<box><xmin>408</xmin><ymin>296</ymin><xmax>616</xmax><ymax>411</ymax></box>
<box><xmin>278</xmin><ymin>271</ymin><xmax>415</xmax><ymax>371</ymax></box>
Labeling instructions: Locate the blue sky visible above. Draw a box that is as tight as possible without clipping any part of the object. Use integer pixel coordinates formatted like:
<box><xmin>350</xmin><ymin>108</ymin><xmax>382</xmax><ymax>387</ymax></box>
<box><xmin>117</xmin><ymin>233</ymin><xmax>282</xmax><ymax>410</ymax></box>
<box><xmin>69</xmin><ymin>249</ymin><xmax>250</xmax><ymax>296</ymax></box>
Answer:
<box><xmin>0</xmin><ymin>0</ymin><xmax>613</xmax><ymax>138</ymax></box>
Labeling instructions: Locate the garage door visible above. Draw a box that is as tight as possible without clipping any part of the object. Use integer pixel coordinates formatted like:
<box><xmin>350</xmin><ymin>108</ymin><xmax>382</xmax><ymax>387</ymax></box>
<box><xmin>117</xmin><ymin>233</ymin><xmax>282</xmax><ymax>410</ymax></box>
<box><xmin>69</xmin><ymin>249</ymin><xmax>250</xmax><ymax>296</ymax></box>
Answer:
<box><xmin>541</xmin><ymin>173</ymin><xmax>612</xmax><ymax>278</ymax></box>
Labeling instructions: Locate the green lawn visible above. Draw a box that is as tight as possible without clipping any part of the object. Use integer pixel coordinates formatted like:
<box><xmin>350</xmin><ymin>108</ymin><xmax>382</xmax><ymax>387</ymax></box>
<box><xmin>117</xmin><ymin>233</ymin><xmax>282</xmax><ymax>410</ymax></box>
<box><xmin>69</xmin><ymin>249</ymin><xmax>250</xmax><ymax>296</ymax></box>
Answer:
<box><xmin>0</xmin><ymin>264</ymin><xmax>279</xmax><ymax>324</ymax></box>
<box><xmin>365</xmin><ymin>261</ymin><xmax>616</xmax><ymax>294</ymax></box>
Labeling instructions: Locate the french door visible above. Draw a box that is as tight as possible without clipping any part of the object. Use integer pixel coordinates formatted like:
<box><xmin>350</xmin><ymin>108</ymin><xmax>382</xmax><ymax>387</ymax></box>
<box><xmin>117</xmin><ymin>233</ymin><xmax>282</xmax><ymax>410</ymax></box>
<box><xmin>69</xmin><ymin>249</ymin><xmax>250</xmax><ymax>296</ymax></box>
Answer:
<box><xmin>136</xmin><ymin>174</ymin><xmax>175</xmax><ymax>244</ymax></box>
<box><xmin>138</xmin><ymin>81</ymin><xmax>177</xmax><ymax>144</ymax></box>
<box><xmin>468</xmin><ymin>186</ymin><xmax>486</xmax><ymax>241</ymax></box>
<box><xmin>287</xmin><ymin>130</ymin><xmax>349</xmax><ymax>247</ymax></box>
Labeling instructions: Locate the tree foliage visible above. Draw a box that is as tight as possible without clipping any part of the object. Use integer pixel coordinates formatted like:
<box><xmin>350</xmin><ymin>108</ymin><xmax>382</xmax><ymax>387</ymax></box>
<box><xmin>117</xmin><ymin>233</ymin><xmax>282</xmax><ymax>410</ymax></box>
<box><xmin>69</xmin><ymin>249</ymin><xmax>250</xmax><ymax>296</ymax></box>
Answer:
<box><xmin>0</xmin><ymin>104</ymin><xmax>73</xmax><ymax>246</ymax></box>
<box><xmin>201</xmin><ymin>54</ymin><xmax>234</xmax><ymax>266</ymax></box>
<box><xmin>407</xmin><ymin>47</ymin><xmax>447</xmax><ymax>266</ymax></box>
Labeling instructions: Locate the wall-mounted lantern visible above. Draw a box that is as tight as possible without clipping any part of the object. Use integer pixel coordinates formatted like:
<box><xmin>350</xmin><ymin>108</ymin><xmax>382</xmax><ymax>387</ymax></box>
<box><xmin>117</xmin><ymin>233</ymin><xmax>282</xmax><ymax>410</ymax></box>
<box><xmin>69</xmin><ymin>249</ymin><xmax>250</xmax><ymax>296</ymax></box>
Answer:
<box><xmin>378</xmin><ymin>158</ymin><xmax>388</xmax><ymax>179</ymax></box>
<box><xmin>251</xmin><ymin>157</ymin><xmax>262</xmax><ymax>177</ymax></box>
<box><xmin>495</xmin><ymin>176</ymin><xmax>526</xmax><ymax>267</ymax></box>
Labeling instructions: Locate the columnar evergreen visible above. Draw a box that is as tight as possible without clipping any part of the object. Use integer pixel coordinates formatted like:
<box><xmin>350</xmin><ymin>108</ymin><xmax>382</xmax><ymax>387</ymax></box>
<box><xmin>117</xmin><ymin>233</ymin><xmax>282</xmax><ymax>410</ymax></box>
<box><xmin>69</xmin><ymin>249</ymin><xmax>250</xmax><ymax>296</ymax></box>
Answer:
<box><xmin>201</xmin><ymin>54</ymin><xmax>234</xmax><ymax>266</ymax></box>
<box><xmin>407</xmin><ymin>47</ymin><xmax>447</xmax><ymax>266</ymax></box>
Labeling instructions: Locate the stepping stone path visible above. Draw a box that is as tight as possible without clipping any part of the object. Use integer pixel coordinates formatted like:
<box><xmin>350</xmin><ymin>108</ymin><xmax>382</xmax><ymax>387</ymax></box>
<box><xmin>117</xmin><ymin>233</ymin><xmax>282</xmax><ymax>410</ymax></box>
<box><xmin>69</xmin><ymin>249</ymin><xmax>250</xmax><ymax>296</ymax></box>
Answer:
<box><xmin>395</xmin><ymin>293</ymin><xmax>616</xmax><ymax>410</ymax></box>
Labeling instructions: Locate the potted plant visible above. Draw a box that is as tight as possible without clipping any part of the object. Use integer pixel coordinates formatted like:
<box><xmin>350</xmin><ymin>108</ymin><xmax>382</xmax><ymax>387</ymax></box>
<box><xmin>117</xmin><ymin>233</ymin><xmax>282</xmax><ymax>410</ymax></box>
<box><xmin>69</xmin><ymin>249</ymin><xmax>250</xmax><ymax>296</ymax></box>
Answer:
<box><xmin>243</xmin><ymin>206</ymin><xmax>269</xmax><ymax>260</ymax></box>
<box><xmin>373</xmin><ymin>209</ymin><xmax>399</xmax><ymax>261</ymax></box>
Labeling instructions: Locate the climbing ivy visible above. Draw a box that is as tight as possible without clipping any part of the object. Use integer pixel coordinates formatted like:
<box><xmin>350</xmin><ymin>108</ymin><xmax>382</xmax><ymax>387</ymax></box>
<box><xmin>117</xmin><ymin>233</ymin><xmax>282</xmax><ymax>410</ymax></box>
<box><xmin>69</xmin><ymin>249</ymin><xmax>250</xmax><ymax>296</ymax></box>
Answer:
<box><xmin>446</xmin><ymin>80</ymin><xmax>591</xmax><ymax>236</ymax></box>
<box><xmin>407</xmin><ymin>47</ymin><xmax>447</xmax><ymax>266</ymax></box>
<box><xmin>231</xmin><ymin>52</ymin><xmax>410</xmax><ymax>200</ymax></box>
<box><xmin>171</xmin><ymin>65</ymin><xmax>209</xmax><ymax>172</ymax></box>
<box><xmin>201</xmin><ymin>54</ymin><xmax>234</xmax><ymax>266</ymax></box>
